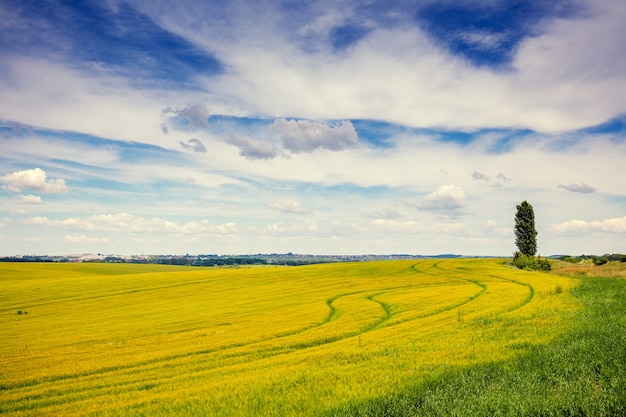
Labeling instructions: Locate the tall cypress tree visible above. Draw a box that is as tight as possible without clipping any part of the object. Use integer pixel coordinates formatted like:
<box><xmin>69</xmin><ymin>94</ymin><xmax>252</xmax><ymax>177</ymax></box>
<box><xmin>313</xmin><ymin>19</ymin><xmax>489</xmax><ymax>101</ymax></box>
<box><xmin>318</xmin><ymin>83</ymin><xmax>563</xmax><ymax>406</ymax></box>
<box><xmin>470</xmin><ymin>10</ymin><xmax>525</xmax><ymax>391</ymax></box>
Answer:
<box><xmin>514</xmin><ymin>200</ymin><xmax>537</xmax><ymax>256</ymax></box>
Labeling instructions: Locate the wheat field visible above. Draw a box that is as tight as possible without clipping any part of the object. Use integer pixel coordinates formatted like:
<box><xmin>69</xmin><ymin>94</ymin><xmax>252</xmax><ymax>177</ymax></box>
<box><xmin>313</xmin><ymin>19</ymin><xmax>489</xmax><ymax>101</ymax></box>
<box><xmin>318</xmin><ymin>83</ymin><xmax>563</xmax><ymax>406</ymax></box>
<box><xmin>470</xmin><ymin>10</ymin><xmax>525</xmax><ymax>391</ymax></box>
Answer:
<box><xmin>0</xmin><ymin>259</ymin><xmax>579</xmax><ymax>416</ymax></box>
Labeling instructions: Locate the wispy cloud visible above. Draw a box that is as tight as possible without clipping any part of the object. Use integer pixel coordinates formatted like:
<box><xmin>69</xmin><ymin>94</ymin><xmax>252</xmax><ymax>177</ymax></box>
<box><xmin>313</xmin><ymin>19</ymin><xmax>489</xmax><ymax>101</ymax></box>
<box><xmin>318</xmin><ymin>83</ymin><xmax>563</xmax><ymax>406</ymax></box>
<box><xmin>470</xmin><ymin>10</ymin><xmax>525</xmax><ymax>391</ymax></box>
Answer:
<box><xmin>361</xmin><ymin>206</ymin><xmax>404</xmax><ymax>220</ymax></box>
<box><xmin>223</xmin><ymin>134</ymin><xmax>282</xmax><ymax>160</ymax></box>
<box><xmin>267</xmin><ymin>200</ymin><xmax>312</xmax><ymax>215</ymax></box>
<box><xmin>472</xmin><ymin>171</ymin><xmax>490</xmax><ymax>181</ymax></box>
<box><xmin>558</xmin><ymin>182</ymin><xmax>597</xmax><ymax>193</ymax></box>
<box><xmin>179</xmin><ymin>138</ymin><xmax>207</xmax><ymax>153</ymax></box>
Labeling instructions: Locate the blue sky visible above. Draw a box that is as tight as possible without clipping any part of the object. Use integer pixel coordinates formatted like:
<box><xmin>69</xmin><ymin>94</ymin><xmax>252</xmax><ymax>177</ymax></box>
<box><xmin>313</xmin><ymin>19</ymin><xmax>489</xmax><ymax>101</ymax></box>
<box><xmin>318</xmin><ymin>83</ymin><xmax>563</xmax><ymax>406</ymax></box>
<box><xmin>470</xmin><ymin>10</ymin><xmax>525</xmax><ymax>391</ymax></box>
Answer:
<box><xmin>1</xmin><ymin>0</ymin><xmax>625</xmax><ymax>256</ymax></box>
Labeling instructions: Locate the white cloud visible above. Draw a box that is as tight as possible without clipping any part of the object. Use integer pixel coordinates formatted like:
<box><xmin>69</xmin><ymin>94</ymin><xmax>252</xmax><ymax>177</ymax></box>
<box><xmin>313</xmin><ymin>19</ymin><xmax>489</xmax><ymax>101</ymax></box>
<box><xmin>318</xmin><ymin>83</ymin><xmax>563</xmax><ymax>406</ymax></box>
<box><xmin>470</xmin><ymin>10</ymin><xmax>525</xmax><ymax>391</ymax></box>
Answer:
<box><xmin>1</xmin><ymin>1</ymin><xmax>625</xmax><ymax>257</ymax></box>
<box><xmin>179</xmin><ymin>138</ymin><xmax>207</xmax><ymax>153</ymax></box>
<box><xmin>14</xmin><ymin>194</ymin><xmax>43</xmax><ymax>204</ymax></box>
<box><xmin>361</xmin><ymin>206</ymin><xmax>404</xmax><ymax>220</ymax></box>
<box><xmin>458</xmin><ymin>30</ymin><xmax>509</xmax><ymax>51</ymax></box>
<box><xmin>272</xmin><ymin>119</ymin><xmax>360</xmax><ymax>153</ymax></box>
<box><xmin>551</xmin><ymin>216</ymin><xmax>626</xmax><ymax>234</ymax></box>
<box><xmin>411</xmin><ymin>185</ymin><xmax>467</xmax><ymax>212</ymax></box>
<box><xmin>558</xmin><ymin>182</ymin><xmax>596</xmax><ymax>193</ymax></box>
<box><xmin>472</xmin><ymin>171</ymin><xmax>490</xmax><ymax>181</ymax></box>
<box><xmin>511</xmin><ymin>0</ymin><xmax>626</xmax><ymax>131</ymax></box>
<box><xmin>267</xmin><ymin>199</ymin><xmax>312</xmax><ymax>214</ymax></box>
<box><xmin>161</xmin><ymin>103</ymin><xmax>210</xmax><ymax>130</ymax></box>
<box><xmin>182</xmin><ymin>220</ymin><xmax>237</xmax><ymax>234</ymax></box>
<box><xmin>62</xmin><ymin>234</ymin><xmax>110</xmax><ymax>243</ymax></box>
<box><xmin>495</xmin><ymin>173</ymin><xmax>511</xmax><ymax>183</ymax></box>
<box><xmin>0</xmin><ymin>133</ymin><xmax>120</xmax><ymax>168</ymax></box>
<box><xmin>0</xmin><ymin>58</ymin><xmax>170</xmax><ymax>146</ymax></box>
<box><xmin>1</xmin><ymin>168</ymin><xmax>68</xmax><ymax>193</ymax></box>
<box><xmin>486</xmin><ymin>220</ymin><xmax>512</xmax><ymax>236</ymax></box>
<box><xmin>472</xmin><ymin>171</ymin><xmax>512</xmax><ymax>185</ymax></box>
<box><xmin>143</xmin><ymin>1</ymin><xmax>624</xmax><ymax>133</ymax></box>
<box><xmin>261</xmin><ymin>220</ymin><xmax>319</xmax><ymax>235</ymax></box>
<box><xmin>1</xmin><ymin>1</ymin><xmax>625</xmax><ymax>152</ymax></box>
<box><xmin>24</xmin><ymin>213</ymin><xmax>237</xmax><ymax>235</ymax></box>
<box><xmin>369</xmin><ymin>218</ymin><xmax>468</xmax><ymax>236</ymax></box>
<box><xmin>370</xmin><ymin>219</ymin><xmax>421</xmax><ymax>233</ymax></box>
<box><xmin>223</xmin><ymin>134</ymin><xmax>282</xmax><ymax>160</ymax></box>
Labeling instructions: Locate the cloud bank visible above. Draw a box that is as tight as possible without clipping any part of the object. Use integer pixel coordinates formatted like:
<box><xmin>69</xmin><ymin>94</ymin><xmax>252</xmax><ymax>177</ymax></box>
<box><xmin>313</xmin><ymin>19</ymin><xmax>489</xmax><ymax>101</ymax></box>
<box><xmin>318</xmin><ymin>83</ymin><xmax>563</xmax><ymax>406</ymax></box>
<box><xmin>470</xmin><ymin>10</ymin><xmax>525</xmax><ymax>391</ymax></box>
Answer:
<box><xmin>0</xmin><ymin>0</ymin><xmax>625</xmax><ymax>256</ymax></box>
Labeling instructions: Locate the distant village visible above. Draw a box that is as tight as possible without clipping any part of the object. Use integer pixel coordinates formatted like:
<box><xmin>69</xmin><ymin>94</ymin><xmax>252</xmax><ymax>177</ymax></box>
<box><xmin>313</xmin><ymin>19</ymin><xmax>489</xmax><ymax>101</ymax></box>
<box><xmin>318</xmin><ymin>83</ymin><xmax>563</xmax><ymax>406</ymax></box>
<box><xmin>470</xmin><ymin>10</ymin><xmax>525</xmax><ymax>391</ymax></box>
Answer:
<box><xmin>0</xmin><ymin>252</ymin><xmax>467</xmax><ymax>266</ymax></box>
<box><xmin>2</xmin><ymin>252</ymin><xmax>623</xmax><ymax>266</ymax></box>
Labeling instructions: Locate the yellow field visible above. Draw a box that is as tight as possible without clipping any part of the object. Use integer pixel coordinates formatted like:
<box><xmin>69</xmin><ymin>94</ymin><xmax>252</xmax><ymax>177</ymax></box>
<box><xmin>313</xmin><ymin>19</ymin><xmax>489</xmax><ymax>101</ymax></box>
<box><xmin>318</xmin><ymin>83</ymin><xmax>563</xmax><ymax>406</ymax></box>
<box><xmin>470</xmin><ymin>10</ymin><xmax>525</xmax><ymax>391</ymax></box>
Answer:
<box><xmin>0</xmin><ymin>259</ymin><xmax>579</xmax><ymax>416</ymax></box>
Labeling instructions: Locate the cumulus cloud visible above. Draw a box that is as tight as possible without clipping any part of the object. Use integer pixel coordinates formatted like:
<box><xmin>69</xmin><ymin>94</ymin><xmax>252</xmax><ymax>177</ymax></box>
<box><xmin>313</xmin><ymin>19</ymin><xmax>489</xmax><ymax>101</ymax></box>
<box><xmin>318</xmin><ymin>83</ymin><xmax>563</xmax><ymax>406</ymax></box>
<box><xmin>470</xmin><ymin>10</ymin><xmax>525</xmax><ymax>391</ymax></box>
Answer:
<box><xmin>0</xmin><ymin>168</ymin><xmax>68</xmax><ymax>193</ymax></box>
<box><xmin>267</xmin><ymin>199</ymin><xmax>312</xmax><ymax>214</ymax></box>
<box><xmin>411</xmin><ymin>184</ymin><xmax>467</xmax><ymax>212</ymax></box>
<box><xmin>179</xmin><ymin>138</ymin><xmax>207</xmax><ymax>153</ymax></box>
<box><xmin>24</xmin><ymin>213</ymin><xmax>236</xmax><ymax>235</ymax></box>
<box><xmin>551</xmin><ymin>216</ymin><xmax>626</xmax><ymax>234</ymax></box>
<box><xmin>161</xmin><ymin>103</ymin><xmax>210</xmax><ymax>130</ymax></box>
<box><xmin>222</xmin><ymin>118</ymin><xmax>360</xmax><ymax>159</ymax></box>
<box><xmin>272</xmin><ymin>119</ymin><xmax>360</xmax><ymax>153</ymax></box>
<box><xmin>223</xmin><ymin>134</ymin><xmax>281</xmax><ymax>159</ymax></box>
<box><xmin>14</xmin><ymin>194</ymin><xmax>43</xmax><ymax>204</ymax></box>
<box><xmin>558</xmin><ymin>182</ymin><xmax>596</xmax><ymax>193</ymax></box>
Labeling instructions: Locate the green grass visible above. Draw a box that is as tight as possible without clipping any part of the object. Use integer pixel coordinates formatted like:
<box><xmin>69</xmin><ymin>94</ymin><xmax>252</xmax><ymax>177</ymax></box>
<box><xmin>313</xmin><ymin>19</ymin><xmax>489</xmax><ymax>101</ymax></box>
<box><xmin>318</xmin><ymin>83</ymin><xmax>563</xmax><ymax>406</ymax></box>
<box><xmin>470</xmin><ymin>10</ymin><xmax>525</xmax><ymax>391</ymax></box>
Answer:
<box><xmin>327</xmin><ymin>271</ymin><xmax>626</xmax><ymax>416</ymax></box>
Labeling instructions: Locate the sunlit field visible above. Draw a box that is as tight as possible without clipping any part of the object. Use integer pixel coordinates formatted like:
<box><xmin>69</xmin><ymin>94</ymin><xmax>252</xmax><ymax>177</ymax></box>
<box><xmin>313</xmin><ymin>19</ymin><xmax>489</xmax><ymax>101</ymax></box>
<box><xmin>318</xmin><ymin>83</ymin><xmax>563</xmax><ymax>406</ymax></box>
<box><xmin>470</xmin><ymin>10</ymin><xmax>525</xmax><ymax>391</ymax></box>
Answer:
<box><xmin>0</xmin><ymin>259</ymin><xmax>587</xmax><ymax>415</ymax></box>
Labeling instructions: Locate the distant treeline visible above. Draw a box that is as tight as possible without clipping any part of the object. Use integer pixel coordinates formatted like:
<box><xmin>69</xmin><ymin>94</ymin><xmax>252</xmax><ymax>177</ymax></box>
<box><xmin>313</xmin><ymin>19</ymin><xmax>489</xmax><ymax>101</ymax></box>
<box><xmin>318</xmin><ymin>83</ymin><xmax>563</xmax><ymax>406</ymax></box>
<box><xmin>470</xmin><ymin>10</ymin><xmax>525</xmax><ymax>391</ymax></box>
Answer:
<box><xmin>0</xmin><ymin>256</ymin><xmax>56</xmax><ymax>263</ymax></box>
<box><xmin>554</xmin><ymin>253</ymin><xmax>626</xmax><ymax>265</ymax></box>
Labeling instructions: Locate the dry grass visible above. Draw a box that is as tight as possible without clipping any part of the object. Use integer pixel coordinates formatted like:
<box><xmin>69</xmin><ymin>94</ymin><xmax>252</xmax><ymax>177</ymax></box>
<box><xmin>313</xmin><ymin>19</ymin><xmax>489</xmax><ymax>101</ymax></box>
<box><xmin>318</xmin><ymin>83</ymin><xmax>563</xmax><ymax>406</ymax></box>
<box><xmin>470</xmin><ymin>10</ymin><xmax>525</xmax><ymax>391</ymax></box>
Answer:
<box><xmin>549</xmin><ymin>259</ymin><xmax>626</xmax><ymax>279</ymax></box>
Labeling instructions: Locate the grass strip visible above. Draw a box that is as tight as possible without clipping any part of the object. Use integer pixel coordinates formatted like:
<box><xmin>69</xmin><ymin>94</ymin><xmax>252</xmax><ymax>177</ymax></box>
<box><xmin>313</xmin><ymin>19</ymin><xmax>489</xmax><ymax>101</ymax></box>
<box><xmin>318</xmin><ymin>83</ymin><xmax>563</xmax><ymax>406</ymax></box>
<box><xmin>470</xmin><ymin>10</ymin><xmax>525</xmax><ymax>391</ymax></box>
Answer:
<box><xmin>326</xmin><ymin>276</ymin><xmax>626</xmax><ymax>417</ymax></box>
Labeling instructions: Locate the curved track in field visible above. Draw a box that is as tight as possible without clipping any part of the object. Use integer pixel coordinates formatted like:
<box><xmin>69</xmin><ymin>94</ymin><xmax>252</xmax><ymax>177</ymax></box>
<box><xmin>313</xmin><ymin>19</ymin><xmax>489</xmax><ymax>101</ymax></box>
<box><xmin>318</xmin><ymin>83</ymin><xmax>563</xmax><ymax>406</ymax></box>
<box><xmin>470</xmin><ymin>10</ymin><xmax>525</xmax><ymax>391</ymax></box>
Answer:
<box><xmin>1</xmin><ymin>259</ymin><xmax>540</xmax><ymax>415</ymax></box>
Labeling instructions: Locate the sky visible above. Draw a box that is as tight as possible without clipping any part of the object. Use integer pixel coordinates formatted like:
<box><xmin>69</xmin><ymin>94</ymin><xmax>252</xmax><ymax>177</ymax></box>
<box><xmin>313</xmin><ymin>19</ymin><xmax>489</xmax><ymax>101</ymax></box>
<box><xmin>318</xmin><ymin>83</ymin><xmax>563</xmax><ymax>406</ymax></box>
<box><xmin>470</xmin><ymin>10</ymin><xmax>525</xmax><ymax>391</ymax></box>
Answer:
<box><xmin>1</xmin><ymin>0</ymin><xmax>625</xmax><ymax>257</ymax></box>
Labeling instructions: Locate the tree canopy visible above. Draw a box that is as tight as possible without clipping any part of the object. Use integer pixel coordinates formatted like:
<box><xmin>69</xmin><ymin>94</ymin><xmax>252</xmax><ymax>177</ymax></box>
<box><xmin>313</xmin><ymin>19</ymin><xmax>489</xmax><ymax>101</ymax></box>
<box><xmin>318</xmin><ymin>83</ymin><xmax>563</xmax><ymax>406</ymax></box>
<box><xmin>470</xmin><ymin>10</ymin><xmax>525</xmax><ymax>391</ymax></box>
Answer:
<box><xmin>515</xmin><ymin>200</ymin><xmax>537</xmax><ymax>256</ymax></box>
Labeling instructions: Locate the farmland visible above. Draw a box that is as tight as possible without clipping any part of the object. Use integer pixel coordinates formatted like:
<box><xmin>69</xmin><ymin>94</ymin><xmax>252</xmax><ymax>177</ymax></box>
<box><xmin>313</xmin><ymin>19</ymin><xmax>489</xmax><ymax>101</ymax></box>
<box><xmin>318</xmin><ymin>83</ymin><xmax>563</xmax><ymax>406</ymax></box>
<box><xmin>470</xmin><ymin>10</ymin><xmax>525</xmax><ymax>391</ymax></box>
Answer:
<box><xmin>0</xmin><ymin>259</ymin><xmax>622</xmax><ymax>416</ymax></box>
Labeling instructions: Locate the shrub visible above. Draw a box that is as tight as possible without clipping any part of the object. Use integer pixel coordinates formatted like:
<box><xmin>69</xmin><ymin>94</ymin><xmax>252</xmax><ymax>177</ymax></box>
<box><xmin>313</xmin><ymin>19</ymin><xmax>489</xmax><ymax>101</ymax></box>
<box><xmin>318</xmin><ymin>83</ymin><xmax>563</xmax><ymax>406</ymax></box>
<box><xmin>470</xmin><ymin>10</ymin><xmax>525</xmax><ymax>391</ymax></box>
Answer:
<box><xmin>512</xmin><ymin>252</ymin><xmax>551</xmax><ymax>271</ymax></box>
<box><xmin>534</xmin><ymin>257</ymin><xmax>551</xmax><ymax>271</ymax></box>
<box><xmin>592</xmin><ymin>256</ymin><xmax>608</xmax><ymax>266</ymax></box>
